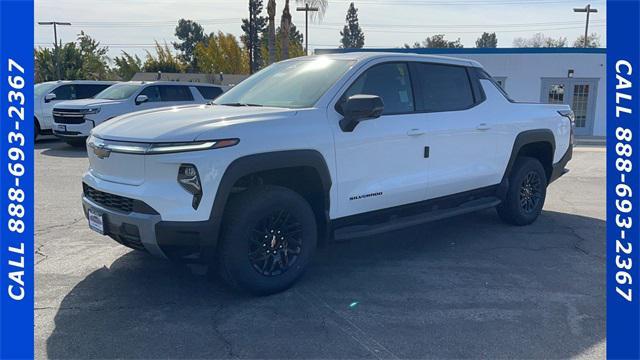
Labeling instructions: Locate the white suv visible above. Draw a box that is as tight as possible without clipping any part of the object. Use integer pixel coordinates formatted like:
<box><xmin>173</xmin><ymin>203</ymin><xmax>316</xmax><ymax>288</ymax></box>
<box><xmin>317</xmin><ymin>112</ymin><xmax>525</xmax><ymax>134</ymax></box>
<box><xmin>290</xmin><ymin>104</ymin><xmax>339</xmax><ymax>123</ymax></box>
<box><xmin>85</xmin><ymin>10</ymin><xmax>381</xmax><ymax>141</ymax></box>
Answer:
<box><xmin>34</xmin><ymin>80</ymin><xmax>116</xmax><ymax>140</ymax></box>
<box><xmin>52</xmin><ymin>81</ymin><xmax>227</xmax><ymax>146</ymax></box>
<box><xmin>82</xmin><ymin>53</ymin><xmax>573</xmax><ymax>294</ymax></box>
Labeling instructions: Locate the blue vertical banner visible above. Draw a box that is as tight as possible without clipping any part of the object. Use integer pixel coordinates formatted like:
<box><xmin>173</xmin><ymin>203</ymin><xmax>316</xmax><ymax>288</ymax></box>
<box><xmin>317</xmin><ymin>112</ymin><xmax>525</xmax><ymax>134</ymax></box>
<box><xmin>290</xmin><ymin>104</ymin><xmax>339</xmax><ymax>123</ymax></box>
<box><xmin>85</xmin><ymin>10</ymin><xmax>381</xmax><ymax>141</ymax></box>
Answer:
<box><xmin>607</xmin><ymin>0</ymin><xmax>640</xmax><ymax>358</ymax></box>
<box><xmin>0</xmin><ymin>0</ymin><xmax>35</xmax><ymax>359</ymax></box>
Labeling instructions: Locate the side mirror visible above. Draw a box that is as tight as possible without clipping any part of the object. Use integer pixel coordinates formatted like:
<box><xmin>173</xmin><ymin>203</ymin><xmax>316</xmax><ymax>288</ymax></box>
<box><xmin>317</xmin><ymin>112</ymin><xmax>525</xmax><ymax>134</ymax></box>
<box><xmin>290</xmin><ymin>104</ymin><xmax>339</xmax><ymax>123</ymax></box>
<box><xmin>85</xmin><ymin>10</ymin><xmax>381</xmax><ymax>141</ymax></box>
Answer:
<box><xmin>44</xmin><ymin>93</ymin><xmax>56</xmax><ymax>103</ymax></box>
<box><xmin>135</xmin><ymin>94</ymin><xmax>149</xmax><ymax>105</ymax></box>
<box><xmin>339</xmin><ymin>95</ymin><xmax>384</xmax><ymax>132</ymax></box>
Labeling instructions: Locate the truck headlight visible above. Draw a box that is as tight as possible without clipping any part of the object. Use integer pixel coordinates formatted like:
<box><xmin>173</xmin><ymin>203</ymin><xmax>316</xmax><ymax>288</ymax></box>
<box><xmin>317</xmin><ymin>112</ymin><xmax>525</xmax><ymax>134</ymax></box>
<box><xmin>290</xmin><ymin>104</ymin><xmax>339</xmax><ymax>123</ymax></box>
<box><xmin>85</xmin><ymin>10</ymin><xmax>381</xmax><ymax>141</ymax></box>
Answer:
<box><xmin>178</xmin><ymin>164</ymin><xmax>202</xmax><ymax>209</ymax></box>
<box><xmin>84</xmin><ymin>107</ymin><xmax>101</xmax><ymax>115</ymax></box>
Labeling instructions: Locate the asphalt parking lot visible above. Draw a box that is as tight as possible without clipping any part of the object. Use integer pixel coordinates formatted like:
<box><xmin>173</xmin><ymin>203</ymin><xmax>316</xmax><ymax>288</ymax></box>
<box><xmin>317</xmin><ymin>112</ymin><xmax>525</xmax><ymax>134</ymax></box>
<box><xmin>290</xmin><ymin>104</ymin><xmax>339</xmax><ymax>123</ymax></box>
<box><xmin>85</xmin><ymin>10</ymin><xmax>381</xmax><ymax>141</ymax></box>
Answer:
<box><xmin>35</xmin><ymin>139</ymin><xmax>605</xmax><ymax>359</ymax></box>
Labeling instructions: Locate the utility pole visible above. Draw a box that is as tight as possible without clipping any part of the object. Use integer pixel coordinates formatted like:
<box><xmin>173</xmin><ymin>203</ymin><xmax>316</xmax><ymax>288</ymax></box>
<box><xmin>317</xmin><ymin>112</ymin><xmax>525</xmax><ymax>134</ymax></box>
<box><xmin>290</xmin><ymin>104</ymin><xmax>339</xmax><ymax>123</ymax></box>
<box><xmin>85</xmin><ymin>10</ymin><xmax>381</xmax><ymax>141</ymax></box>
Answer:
<box><xmin>248</xmin><ymin>2</ymin><xmax>254</xmax><ymax>74</ymax></box>
<box><xmin>573</xmin><ymin>4</ymin><xmax>598</xmax><ymax>48</ymax></box>
<box><xmin>38</xmin><ymin>21</ymin><xmax>71</xmax><ymax>80</ymax></box>
<box><xmin>296</xmin><ymin>4</ymin><xmax>318</xmax><ymax>55</ymax></box>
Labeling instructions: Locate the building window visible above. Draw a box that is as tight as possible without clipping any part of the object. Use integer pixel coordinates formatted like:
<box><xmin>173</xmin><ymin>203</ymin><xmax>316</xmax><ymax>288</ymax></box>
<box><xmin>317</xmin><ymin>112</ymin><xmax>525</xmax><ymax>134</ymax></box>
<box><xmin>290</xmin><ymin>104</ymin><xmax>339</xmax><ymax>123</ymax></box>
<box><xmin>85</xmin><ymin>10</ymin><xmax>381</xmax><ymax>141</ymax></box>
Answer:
<box><xmin>572</xmin><ymin>84</ymin><xmax>590</xmax><ymax>128</ymax></box>
<box><xmin>547</xmin><ymin>84</ymin><xmax>565</xmax><ymax>104</ymax></box>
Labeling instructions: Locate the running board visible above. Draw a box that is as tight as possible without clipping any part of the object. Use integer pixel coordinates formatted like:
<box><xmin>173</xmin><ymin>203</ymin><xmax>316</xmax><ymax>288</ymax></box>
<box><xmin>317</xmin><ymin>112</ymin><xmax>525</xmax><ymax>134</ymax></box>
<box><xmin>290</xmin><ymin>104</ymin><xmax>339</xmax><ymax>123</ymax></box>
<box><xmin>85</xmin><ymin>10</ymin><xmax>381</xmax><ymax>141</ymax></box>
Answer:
<box><xmin>333</xmin><ymin>197</ymin><xmax>502</xmax><ymax>241</ymax></box>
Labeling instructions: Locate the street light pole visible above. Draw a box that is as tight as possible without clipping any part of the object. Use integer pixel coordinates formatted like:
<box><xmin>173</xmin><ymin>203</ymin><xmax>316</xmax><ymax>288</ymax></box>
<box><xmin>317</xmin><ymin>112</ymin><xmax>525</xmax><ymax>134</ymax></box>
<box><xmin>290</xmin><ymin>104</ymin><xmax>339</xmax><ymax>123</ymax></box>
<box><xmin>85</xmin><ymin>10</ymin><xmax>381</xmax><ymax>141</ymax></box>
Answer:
<box><xmin>573</xmin><ymin>4</ymin><xmax>598</xmax><ymax>48</ymax></box>
<box><xmin>296</xmin><ymin>4</ymin><xmax>318</xmax><ymax>55</ymax></box>
<box><xmin>38</xmin><ymin>21</ymin><xmax>71</xmax><ymax>80</ymax></box>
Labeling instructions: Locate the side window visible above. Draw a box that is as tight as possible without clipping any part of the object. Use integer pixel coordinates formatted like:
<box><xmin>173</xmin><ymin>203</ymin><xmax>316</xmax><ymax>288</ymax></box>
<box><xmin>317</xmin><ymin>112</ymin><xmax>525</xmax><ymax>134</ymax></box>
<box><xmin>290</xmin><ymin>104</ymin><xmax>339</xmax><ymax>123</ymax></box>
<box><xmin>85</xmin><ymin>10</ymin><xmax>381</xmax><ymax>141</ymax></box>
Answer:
<box><xmin>343</xmin><ymin>62</ymin><xmax>414</xmax><ymax>114</ymax></box>
<box><xmin>196</xmin><ymin>86</ymin><xmax>223</xmax><ymax>100</ymax></box>
<box><xmin>51</xmin><ymin>85</ymin><xmax>76</xmax><ymax>100</ymax></box>
<box><xmin>75</xmin><ymin>84</ymin><xmax>111</xmax><ymax>99</ymax></box>
<box><xmin>413</xmin><ymin>63</ymin><xmax>475</xmax><ymax>112</ymax></box>
<box><xmin>159</xmin><ymin>86</ymin><xmax>194</xmax><ymax>102</ymax></box>
<box><xmin>139</xmin><ymin>86</ymin><xmax>161</xmax><ymax>102</ymax></box>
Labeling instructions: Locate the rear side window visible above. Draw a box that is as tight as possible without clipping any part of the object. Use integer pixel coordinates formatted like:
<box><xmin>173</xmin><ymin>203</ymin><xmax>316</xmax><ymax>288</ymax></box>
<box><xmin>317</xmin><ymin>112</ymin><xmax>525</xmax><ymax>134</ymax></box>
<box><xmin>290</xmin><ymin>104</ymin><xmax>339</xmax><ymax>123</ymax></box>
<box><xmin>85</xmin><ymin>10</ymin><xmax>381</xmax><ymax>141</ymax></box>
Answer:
<box><xmin>75</xmin><ymin>84</ymin><xmax>111</xmax><ymax>99</ymax></box>
<box><xmin>51</xmin><ymin>85</ymin><xmax>76</xmax><ymax>100</ymax></box>
<box><xmin>196</xmin><ymin>86</ymin><xmax>223</xmax><ymax>100</ymax></box>
<box><xmin>343</xmin><ymin>62</ymin><xmax>414</xmax><ymax>114</ymax></box>
<box><xmin>413</xmin><ymin>63</ymin><xmax>475</xmax><ymax>112</ymax></box>
<box><xmin>159</xmin><ymin>86</ymin><xmax>194</xmax><ymax>102</ymax></box>
<box><xmin>139</xmin><ymin>86</ymin><xmax>161</xmax><ymax>102</ymax></box>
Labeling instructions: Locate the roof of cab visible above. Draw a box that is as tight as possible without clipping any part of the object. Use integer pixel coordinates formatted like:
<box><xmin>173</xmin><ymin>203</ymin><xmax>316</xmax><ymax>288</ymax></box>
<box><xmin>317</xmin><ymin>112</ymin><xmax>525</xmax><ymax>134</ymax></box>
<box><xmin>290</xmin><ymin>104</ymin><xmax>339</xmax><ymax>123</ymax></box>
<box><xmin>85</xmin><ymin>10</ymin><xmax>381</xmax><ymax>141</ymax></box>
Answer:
<box><xmin>299</xmin><ymin>51</ymin><xmax>483</xmax><ymax>68</ymax></box>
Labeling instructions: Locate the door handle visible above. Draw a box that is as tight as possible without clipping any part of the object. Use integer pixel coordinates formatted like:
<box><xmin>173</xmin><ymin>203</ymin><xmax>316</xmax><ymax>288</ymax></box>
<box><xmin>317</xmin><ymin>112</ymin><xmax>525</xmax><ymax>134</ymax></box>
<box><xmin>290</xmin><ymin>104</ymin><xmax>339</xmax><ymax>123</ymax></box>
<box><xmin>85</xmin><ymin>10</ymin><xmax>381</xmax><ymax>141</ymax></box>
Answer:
<box><xmin>407</xmin><ymin>129</ymin><xmax>425</xmax><ymax>136</ymax></box>
<box><xmin>476</xmin><ymin>123</ymin><xmax>491</xmax><ymax>131</ymax></box>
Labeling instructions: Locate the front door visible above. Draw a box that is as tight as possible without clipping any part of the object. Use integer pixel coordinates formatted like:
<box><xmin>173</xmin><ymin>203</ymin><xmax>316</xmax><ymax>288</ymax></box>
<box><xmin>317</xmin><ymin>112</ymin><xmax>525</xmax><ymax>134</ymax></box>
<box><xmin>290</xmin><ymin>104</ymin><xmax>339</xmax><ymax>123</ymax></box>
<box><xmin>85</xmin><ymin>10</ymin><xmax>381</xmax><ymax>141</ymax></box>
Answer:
<box><xmin>541</xmin><ymin>78</ymin><xmax>598</xmax><ymax>136</ymax></box>
<box><xmin>331</xmin><ymin>62</ymin><xmax>429</xmax><ymax>218</ymax></box>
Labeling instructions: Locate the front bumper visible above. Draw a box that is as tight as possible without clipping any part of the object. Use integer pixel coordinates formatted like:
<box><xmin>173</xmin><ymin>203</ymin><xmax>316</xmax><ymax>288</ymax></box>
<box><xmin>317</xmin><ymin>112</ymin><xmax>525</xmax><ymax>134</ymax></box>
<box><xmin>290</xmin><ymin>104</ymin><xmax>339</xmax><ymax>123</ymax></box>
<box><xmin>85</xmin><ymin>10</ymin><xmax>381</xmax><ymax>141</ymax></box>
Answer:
<box><xmin>82</xmin><ymin>195</ymin><xmax>166</xmax><ymax>258</ymax></box>
<box><xmin>53</xmin><ymin>121</ymin><xmax>93</xmax><ymax>138</ymax></box>
<box><xmin>82</xmin><ymin>191</ymin><xmax>217</xmax><ymax>262</ymax></box>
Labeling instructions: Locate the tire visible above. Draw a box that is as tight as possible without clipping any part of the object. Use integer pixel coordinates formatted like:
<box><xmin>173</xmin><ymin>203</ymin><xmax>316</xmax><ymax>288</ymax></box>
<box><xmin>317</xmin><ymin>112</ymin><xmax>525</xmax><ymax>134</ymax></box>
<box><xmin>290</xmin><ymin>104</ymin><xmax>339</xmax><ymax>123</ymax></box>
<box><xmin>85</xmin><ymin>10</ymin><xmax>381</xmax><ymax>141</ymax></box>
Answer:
<box><xmin>217</xmin><ymin>185</ymin><xmax>317</xmax><ymax>295</ymax></box>
<box><xmin>65</xmin><ymin>139</ymin><xmax>87</xmax><ymax>148</ymax></box>
<box><xmin>497</xmin><ymin>156</ymin><xmax>548</xmax><ymax>226</ymax></box>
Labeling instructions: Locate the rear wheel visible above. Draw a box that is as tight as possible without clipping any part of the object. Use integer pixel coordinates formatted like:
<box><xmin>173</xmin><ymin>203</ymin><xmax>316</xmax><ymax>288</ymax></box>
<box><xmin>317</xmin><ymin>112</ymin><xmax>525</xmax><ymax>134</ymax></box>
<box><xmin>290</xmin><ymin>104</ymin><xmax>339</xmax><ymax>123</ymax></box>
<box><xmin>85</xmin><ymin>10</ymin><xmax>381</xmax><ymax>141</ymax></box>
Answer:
<box><xmin>217</xmin><ymin>185</ymin><xmax>317</xmax><ymax>295</ymax></box>
<box><xmin>497</xmin><ymin>157</ymin><xmax>547</xmax><ymax>225</ymax></box>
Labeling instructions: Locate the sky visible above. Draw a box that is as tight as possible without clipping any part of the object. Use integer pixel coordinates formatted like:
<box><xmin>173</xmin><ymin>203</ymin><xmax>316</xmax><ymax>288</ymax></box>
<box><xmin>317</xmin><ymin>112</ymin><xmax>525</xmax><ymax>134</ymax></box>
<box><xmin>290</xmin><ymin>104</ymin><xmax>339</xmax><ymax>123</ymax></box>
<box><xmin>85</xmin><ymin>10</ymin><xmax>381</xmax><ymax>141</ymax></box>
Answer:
<box><xmin>35</xmin><ymin>0</ymin><xmax>607</xmax><ymax>61</ymax></box>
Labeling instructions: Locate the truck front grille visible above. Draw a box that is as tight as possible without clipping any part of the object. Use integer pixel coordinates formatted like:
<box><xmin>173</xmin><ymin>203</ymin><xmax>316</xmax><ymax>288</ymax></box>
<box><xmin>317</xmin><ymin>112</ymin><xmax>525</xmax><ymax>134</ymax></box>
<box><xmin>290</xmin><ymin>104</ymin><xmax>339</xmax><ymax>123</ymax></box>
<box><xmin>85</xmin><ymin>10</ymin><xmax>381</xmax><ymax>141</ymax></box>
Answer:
<box><xmin>83</xmin><ymin>184</ymin><xmax>134</xmax><ymax>213</ymax></box>
<box><xmin>53</xmin><ymin>108</ymin><xmax>86</xmax><ymax>124</ymax></box>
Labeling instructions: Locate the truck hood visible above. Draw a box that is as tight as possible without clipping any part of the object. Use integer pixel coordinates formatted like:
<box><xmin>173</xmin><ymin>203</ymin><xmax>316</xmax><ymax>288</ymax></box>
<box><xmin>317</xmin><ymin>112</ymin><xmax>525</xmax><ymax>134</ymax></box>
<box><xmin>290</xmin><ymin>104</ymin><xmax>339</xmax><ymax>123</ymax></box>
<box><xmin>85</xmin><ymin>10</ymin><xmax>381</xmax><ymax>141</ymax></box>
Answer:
<box><xmin>55</xmin><ymin>98</ymin><xmax>125</xmax><ymax>109</ymax></box>
<box><xmin>92</xmin><ymin>104</ymin><xmax>297</xmax><ymax>142</ymax></box>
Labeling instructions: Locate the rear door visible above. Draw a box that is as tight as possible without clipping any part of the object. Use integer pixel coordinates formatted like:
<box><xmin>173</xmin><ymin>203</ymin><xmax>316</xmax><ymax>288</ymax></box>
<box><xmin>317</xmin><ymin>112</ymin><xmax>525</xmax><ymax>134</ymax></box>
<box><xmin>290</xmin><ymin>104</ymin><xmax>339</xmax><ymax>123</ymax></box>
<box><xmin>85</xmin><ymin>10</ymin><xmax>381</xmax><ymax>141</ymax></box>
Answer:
<box><xmin>413</xmin><ymin>63</ymin><xmax>500</xmax><ymax>199</ymax></box>
<box><xmin>158</xmin><ymin>85</ymin><xmax>196</xmax><ymax>107</ymax></box>
<box><xmin>331</xmin><ymin>62</ymin><xmax>430</xmax><ymax>218</ymax></box>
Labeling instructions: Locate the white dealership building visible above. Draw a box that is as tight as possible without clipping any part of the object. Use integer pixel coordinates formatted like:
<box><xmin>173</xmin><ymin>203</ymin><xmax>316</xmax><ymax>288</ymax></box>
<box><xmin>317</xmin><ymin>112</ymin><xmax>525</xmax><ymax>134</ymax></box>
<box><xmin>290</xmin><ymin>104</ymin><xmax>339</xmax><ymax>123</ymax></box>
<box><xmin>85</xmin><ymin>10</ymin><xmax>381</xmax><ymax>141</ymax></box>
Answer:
<box><xmin>317</xmin><ymin>48</ymin><xmax>606</xmax><ymax>137</ymax></box>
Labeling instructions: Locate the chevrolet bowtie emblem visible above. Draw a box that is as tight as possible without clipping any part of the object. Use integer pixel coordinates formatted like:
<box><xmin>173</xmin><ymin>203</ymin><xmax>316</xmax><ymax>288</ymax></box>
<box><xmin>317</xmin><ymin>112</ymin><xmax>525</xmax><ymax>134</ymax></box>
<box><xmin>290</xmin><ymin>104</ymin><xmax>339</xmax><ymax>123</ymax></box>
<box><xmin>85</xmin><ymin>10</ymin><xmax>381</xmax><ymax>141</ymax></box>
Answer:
<box><xmin>92</xmin><ymin>144</ymin><xmax>111</xmax><ymax>159</ymax></box>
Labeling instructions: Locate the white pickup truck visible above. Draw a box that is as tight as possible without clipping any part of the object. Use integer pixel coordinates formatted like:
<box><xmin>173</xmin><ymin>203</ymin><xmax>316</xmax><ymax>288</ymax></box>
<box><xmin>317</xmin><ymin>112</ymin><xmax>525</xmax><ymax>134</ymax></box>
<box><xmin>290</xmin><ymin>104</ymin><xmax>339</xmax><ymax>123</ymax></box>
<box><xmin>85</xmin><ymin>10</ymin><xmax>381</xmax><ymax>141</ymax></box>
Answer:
<box><xmin>82</xmin><ymin>53</ymin><xmax>573</xmax><ymax>294</ymax></box>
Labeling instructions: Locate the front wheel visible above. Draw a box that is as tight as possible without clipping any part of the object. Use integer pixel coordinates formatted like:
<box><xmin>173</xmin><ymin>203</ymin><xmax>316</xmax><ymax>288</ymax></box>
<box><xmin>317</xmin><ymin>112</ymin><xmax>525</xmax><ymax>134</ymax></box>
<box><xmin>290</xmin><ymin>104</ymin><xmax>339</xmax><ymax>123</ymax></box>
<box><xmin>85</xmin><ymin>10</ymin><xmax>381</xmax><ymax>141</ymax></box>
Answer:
<box><xmin>217</xmin><ymin>185</ymin><xmax>317</xmax><ymax>295</ymax></box>
<box><xmin>497</xmin><ymin>157</ymin><xmax>548</xmax><ymax>226</ymax></box>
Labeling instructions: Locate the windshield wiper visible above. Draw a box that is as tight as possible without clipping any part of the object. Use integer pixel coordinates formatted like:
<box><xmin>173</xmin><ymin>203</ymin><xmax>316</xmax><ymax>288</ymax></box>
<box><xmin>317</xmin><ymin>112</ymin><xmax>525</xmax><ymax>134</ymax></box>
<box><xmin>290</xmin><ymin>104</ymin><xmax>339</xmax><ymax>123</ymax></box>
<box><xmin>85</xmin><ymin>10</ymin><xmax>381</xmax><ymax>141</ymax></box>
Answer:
<box><xmin>218</xmin><ymin>102</ymin><xmax>263</xmax><ymax>107</ymax></box>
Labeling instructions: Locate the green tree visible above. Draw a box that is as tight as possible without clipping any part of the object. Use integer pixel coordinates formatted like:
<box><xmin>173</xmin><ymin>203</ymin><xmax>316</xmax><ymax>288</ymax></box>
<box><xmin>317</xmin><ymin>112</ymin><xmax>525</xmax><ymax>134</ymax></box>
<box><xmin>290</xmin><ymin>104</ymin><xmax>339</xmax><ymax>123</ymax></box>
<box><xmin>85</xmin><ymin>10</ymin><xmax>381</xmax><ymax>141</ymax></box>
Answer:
<box><xmin>112</xmin><ymin>51</ymin><xmax>143</xmax><ymax>80</ymax></box>
<box><xmin>143</xmin><ymin>42</ymin><xmax>185</xmax><ymax>73</ymax></box>
<box><xmin>513</xmin><ymin>33</ymin><xmax>567</xmax><ymax>48</ymax></box>
<box><xmin>195</xmin><ymin>32</ymin><xmax>249</xmax><ymax>75</ymax></box>
<box><xmin>241</xmin><ymin>0</ymin><xmax>267</xmax><ymax>72</ymax></box>
<box><xmin>173</xmin><ymin>19</ymin><xmax>207</xmax><ymax>71</ymax></box>
<box><xmin>260</xmin><ymin>24</ymin><xmax>304</xmax><ymax>63</ymax></box>
<box><xmin>34</xmin><ymin>32</ymin><xmax>109</xmax><ymax>82</ymax></box>
<box><xmin>475</xmin><ymin>32</ymin><xmax>497</xmax><ymax>48</ymax></box>
<box><xmin>420</xmin><ymin>34</ymin><xmax>463</xmax><ymax>48</ymax></box>
<box><xmin>340</xmin><ymin>2</ymin><xmax>365</xmax><ymax>49</ymax></box>
<box><xmin>573</xmin><ymin>33</ymin><xmax>601</xmax><ymax>48</ymax></box>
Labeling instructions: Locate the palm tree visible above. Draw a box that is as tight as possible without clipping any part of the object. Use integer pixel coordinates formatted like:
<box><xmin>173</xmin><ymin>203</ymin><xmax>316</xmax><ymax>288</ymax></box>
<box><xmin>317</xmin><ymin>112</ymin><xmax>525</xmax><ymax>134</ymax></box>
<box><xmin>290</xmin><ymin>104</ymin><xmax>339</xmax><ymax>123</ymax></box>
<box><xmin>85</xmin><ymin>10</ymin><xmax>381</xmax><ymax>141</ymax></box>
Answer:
<box><xmin>267</xmin><ymin>0</ymin><xmax>277</xmax><ymax>64</ymax></box>
<box><xmin>280</xmin><ymin>0</ymin><xmax>292</xmax><ymax>60</ymax></box>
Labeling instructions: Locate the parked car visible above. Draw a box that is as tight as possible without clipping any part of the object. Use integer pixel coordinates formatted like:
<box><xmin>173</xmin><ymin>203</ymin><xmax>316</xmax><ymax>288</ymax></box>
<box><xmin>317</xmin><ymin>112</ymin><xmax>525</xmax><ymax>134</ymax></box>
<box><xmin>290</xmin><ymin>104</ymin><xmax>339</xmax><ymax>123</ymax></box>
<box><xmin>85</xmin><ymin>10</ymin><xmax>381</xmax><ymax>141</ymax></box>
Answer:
<box><xmin>81</xmin><ymin>53</ymin><xmax>573</xmax><ymax>294</ymax></box>
<box><xmin>52</xmin><ymin>81</ymin><xmax>228</xmax><ymax>146</ymax></box>
<box><xmin>34</xmin><ymin>80</ymin><xmax>116</xmax><ymax>140</ymax></box>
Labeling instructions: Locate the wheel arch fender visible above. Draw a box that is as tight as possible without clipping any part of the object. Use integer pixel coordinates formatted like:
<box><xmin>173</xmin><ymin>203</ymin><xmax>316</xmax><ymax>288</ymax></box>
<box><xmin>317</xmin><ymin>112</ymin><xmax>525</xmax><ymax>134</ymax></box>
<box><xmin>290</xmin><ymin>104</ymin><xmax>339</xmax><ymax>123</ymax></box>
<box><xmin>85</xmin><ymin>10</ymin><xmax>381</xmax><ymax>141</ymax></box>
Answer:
<box><xmin>202</xmin><ymin>150</ymin><xmax>333</xmax><ymax>259</ymax></box>
<box><xmin>498</xmin><ymin>129</ymin><xmax>556</xmax><ymax>198</ymax></box>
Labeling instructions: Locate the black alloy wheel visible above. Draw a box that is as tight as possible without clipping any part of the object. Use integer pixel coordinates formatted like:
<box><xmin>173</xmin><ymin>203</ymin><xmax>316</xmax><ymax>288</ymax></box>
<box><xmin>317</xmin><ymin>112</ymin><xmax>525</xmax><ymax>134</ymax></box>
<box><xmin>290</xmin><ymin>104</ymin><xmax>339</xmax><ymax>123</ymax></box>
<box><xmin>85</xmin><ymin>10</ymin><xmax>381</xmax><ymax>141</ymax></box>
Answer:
<box><xmin>249</xmin><ymin>209</ymin><xmax>303</xmax><ymax>277</ymax></box>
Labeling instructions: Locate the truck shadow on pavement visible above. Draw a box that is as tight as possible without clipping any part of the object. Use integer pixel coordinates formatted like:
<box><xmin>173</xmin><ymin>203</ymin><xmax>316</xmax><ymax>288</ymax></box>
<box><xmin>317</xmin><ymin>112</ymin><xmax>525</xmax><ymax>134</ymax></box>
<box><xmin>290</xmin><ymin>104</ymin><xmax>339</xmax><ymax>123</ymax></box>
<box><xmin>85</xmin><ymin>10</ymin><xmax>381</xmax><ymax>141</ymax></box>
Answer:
<box><xmin>46</xmin><ymin>209</ymin><xmax>605</xmax><ymax>359</ymax></box>
<box><xmin>36</xmin><ymin>139</ymin><xmax>87</xmax><ymax>158</ymax></box>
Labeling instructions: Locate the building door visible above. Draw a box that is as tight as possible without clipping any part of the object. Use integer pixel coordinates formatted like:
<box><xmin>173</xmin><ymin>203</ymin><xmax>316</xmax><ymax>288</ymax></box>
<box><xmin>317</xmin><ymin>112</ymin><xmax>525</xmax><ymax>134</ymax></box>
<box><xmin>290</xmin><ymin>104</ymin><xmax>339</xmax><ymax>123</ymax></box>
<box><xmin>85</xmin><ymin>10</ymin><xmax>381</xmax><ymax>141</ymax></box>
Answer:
<box><xmin>540</xmin><ymin>78</ymin><xmax>599</xmax><ymax>136</ymax></box>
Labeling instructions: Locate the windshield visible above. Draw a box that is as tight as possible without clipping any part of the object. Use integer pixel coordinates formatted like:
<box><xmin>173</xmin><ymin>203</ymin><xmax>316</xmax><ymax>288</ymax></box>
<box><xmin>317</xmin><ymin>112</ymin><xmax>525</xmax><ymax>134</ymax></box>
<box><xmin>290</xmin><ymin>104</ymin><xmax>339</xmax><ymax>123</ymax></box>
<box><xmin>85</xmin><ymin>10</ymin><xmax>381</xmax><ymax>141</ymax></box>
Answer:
<box><xmin>213</xmin><ymin>57</ymin><xmax>355</xmax><ymax>108</ymax></box>
<box><xmin>34</xmin><ymin>83</ymin><xmax>58</xmax><ymax>97</ymax></box>
<box><xmin>94</xmin><ymin>84</ymin><xmax>141</xmax><ymax>100</ymax></box>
